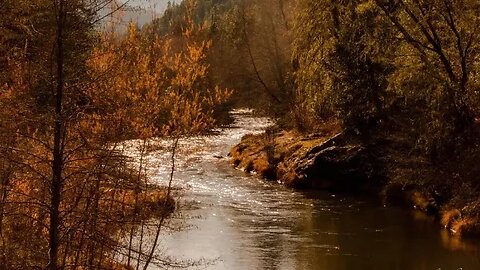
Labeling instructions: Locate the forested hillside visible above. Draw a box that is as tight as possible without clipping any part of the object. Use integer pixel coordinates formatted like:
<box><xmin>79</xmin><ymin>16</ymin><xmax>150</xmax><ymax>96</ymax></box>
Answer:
<box><xmin>2</xmin><ymin>0</ymin><xmax>480</xmax><ymax>269</ymax></box>
<box><xmin>0</xmin><ymin>0</ymin><xmax>229</xmax><ymax>269</ymax></box>
<box><xmin>212</xmin><ymin>0</ymin><xmax>480</xmax><ymax>237</ymax></box>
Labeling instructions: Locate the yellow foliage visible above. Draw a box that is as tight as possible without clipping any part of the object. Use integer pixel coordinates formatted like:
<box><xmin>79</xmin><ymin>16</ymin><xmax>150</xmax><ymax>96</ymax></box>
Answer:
<box><xmin>87</xmin><ymin>2</ymin><xmax>231</xmax><ymax>139</ymax></box>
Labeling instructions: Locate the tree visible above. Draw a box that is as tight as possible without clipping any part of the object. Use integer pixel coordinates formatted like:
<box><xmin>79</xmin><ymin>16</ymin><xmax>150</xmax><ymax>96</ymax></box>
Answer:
<box><xmin>293</xmin><ymin>0</ymin><xmax>392</xmax><ymax>131</ymax></box>
<box><xmin>0</xmin><ymin>0</ymin><xmax>230</xmax><ymax>268</ymax></box>
<box><xmin>373</xmin><ymin>0</ymin><xmax>480</xmax><ymax>139</ymax></box>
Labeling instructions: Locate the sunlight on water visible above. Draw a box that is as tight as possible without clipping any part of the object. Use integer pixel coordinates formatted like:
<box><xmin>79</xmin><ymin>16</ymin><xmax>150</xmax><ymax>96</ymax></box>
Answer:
<box><xmin>126</xmin><ymin>109</ymin><xmax>480</xmax><ymax>270</ymax></box>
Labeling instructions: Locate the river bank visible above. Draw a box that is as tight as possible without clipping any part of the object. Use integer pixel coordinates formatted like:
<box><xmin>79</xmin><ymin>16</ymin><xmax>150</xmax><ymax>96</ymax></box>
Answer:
<box><xmin>229</xmin><ymin>127</ymin><xmax>480</xmax><ymax>238</ymax></box>
<box><xmin>149</xmin><ymin>109</ymin><xmax>480</xmax><ymax>269</ymax></box>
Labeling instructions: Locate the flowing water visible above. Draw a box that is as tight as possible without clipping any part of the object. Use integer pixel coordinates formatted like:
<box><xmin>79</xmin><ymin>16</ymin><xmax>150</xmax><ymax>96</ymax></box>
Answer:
<box><xmin>144</xmin><ymin>109</ymin><xmax>480</xmax><ymax>270</ymax></box>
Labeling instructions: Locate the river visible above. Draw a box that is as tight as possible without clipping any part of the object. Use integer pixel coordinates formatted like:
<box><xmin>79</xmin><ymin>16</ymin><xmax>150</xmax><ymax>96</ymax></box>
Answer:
<box><xmin>143</xmin><ymin>109</ymin><xmax>480</xmax><ymax>270</ymax></box>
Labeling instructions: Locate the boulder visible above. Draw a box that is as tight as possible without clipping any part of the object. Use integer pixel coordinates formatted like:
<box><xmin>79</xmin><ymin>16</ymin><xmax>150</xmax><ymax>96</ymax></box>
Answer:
<box><xmin>280</xmin><ymin>144</ymin><xmax>373</xmax><ymax>191</ymax></box>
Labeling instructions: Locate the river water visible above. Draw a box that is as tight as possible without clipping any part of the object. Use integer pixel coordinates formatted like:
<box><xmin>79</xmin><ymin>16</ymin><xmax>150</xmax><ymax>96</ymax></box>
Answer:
<box><xmin>144</xmin><ymin>109</ymin><xmax>480</xmax><ymax>270</ymax></box>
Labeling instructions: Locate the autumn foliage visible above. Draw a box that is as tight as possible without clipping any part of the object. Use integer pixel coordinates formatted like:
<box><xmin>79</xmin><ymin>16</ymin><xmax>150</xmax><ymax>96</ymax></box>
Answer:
<box><xmin>0</xmin><ymin>0</ymin><xmax>230</xmax><ymax>269</ymax></box>
<box><xmin>89</xmin><ymin>15</ymin><xmax>231</xmax><ymax>138</ymax></box>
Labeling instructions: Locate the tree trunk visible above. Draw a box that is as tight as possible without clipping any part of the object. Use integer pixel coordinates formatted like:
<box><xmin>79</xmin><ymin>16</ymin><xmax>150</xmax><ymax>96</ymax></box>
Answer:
<box><xmin>48</xmin><ymin>1</ymin><xmax>65</xmax><ymax>269</ymax></box>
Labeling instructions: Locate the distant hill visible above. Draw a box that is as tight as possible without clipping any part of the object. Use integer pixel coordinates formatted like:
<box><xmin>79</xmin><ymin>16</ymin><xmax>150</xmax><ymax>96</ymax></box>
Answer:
<box><xmin>100</xmin><ymin>0</ymin><xmax>177</xmax><ymax>31</ymax></box>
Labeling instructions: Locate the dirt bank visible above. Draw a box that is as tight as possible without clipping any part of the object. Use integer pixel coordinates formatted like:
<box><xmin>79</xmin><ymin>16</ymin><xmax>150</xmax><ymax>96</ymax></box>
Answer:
<box><xmin>229</xmin><ymin>129</ymin><xmax>480</xmax><ymax>238</ymax></box>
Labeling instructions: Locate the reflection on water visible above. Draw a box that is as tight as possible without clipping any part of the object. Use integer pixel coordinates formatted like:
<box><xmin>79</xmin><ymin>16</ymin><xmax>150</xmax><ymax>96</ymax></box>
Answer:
<box><xmin>144</xmin><ymin>109</ymin><xmax>480</xmax><ymax>270</ymax></box>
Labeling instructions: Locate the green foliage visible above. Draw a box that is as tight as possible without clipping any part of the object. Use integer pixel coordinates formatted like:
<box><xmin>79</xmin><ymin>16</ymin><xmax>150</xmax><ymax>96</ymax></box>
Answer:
<box><xmin>293</xmin><ymin>0</ymin><xmax>392</xmax><ymax>131</ymax></box>
<box><xmin>293</xmin><ymin>0</ymin><xmax>480</xmax><ymax>155</ymax></box>
<box><xmin>147</xmin><ymin>0</ymin><xmax>296</xmax><ymax>117</ymax></box>
<box><xmin>372</xmin><ymin>0</ymin><xmax>480</xmax><ymax>155</ymax></box>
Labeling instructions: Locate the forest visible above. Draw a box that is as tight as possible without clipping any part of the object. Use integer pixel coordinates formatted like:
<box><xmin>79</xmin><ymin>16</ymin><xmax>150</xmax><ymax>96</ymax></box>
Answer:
<box><xmin>1</xmin><ymin>0</ymin><xmax>480</xmax><ymax>269</ymax></box>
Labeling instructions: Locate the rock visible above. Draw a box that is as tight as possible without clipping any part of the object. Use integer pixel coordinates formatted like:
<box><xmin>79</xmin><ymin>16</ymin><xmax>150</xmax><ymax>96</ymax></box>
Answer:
<box><xmin>280</xmin><ymin>144</ymin><xmax>373</xmax><ymax>191</ymax></box>
<box><xmin>230</xmin><ymin>130</ymin><xmax>375</xmax><ymax>191</ymax></box>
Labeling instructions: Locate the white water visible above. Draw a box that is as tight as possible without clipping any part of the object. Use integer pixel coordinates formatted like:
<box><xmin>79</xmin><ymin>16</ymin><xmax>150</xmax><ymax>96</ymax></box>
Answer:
<box><xmin>127</xmin><ymin>109</ymin><xmax>480</xmax><ymax>270</ymax></box>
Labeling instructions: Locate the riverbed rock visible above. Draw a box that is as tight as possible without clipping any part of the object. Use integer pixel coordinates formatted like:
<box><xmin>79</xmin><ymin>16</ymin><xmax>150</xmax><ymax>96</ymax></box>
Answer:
<box><xmin>229</xmin><ymin>118</ymin><xmax>480</xmax><ymax>238</ymax></box>
<box><xmin>230</xmin><ymin>130</ymin><xmax>375</xmax><ymax>191</ymax></box>
<box><xmin>279</xmin><ymin>144</ymin><xmax>373</xmax><ymax>190</ymax></box>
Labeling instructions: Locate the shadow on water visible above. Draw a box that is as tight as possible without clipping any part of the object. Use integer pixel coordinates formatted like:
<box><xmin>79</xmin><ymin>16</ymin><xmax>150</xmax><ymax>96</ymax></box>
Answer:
<box><xmin>145</xmin><ymin>109</ymin><xmax>480</xmax><ymax>270</ymax></box>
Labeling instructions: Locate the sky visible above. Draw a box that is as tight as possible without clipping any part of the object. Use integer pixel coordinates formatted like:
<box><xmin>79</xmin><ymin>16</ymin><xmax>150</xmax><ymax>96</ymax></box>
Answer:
<box><xmin>129</xmin><ymin>0</ymin><xmax>173</xmax><ymax>13</ymax></box>
<box><xmin>124</xmin><ymin>0</ymin><xmax>175</xmax><ymax>26</ymax></box>
<box><xmin>99</xmin><ymin>0</ymin><xmax>177</xmax><ymax>29</ymax></box>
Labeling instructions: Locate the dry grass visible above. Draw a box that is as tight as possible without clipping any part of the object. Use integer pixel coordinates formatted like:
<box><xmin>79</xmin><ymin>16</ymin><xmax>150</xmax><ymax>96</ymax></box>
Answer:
<box><xmin>102</xmin><ymin>187</ymin><xmax>175</xmax><ymax>223</ymax></box>
<box><xmin>230</xmin><ymin>120</ymin><xmax>480</xmax><ymax>238</ymax></box>
<box><xmin>440</xmin><ymin>209</ymin><xmax>462</xmax><ymax>229</ymax></box>
<box><xmin>450</xmin><ymin>217</ymin><xmax>480</xmax><ymax>236</ymax></box>
<box><xmin>409</xmin><ymin>191</ymin><xmax>431</xmax><ymax>211</ymax></box>
<box><xmin>87</xmin><ymin>259</ymin><xmax>134</xmax><ymax>270</ymax></box>
<box><xmin>229</xmin><ymin>129</ymin><xmax>334</xmax><ymax>186</ymax></box>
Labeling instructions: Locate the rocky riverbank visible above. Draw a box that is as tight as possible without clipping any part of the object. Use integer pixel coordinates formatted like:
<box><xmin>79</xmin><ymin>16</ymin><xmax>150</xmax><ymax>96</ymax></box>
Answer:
<box><xmin>229</xmin><ymin>130</ymin><xmax>375</xmax><ymax>190</ymax></box>
<box><xmin>229</xmin><ymin>128</ymin><xmax>480</xmax><ymax>238</ymax></box>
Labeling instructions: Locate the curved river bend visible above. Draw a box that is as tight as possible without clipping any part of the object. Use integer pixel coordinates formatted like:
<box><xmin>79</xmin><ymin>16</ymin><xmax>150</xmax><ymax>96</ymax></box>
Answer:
<box><xmin>144</xmin><ymin>109</ymin><xmax>480</xmax><ymax>270</ymax></box>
